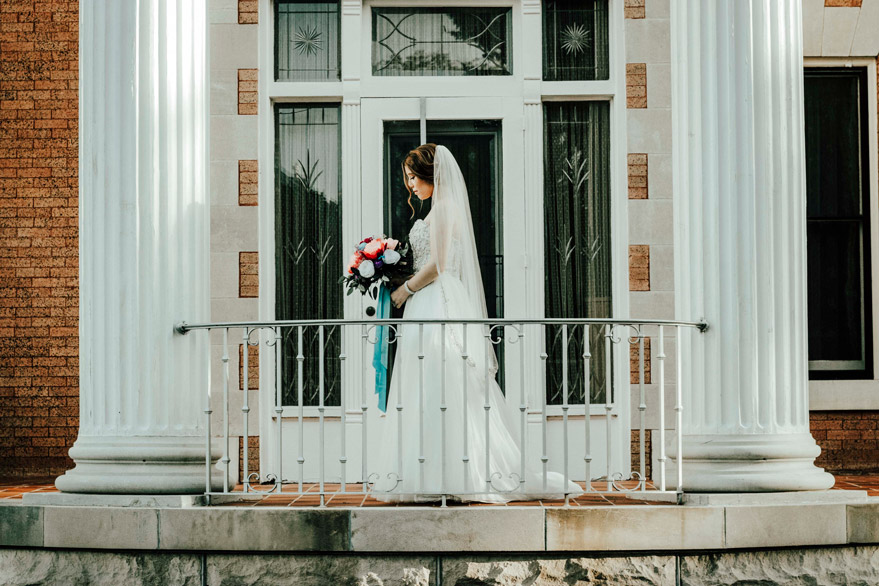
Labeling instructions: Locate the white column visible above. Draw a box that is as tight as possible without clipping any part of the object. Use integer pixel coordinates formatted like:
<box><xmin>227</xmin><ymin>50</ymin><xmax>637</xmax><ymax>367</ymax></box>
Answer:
<box><xmin>672</xmin><ymin>0</ymin><xmax>833</xmax><ymax>491</ymax></box>
<box><xmin>56</xmin><ymin>0</ymin><xmax>215</xmax><ymax>493</ymax></box>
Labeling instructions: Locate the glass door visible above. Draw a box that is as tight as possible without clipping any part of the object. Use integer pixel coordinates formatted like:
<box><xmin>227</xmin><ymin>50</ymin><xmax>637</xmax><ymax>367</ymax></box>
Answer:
<box><xmin>382</xmin><ymin>120</ymin><xmax>506</xmax><ymax>388</ymax></box>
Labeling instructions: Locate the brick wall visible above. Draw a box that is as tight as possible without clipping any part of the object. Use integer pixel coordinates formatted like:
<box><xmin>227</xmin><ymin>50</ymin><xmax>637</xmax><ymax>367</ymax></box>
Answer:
<box><xmin>0</xmin><ymin>0</ymin><xmax>79</xmax><ymax>478</ymax></box>
<box><xmin>811</xmin><ymin>412</ymin><xmax>879</xmax><ymax>474</ymax></box>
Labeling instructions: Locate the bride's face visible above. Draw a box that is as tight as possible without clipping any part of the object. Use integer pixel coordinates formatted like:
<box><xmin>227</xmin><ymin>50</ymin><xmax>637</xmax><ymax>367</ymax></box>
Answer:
<box><xmin>404</xmin><ymin>166</ymin><xmax>434</xmax><ymax>200</ymax></box>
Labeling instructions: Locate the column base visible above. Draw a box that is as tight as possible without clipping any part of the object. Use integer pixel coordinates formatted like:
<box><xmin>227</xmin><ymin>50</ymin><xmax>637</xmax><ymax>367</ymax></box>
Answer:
<box><xmin>55</xmin><ymin>435</ymin><xmax>224</xmax><ymax>494</ymax></box>
<box><xmin>677</xmin><ymin>433</ymin><xmax>835</xmax><ymax>492</ymax></box>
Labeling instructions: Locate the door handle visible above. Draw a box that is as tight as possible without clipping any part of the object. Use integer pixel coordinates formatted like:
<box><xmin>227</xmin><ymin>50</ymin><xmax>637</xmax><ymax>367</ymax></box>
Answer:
<box><xmin>365</xmin><ymin>306</ymin><xmax>376</xmax><ymax>317</ymax></box>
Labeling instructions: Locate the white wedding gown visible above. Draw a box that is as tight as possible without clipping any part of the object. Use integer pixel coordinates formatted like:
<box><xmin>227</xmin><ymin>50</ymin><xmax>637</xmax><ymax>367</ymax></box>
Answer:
<box><xmin>370</xmin><ymin>219</ymin><xmax>584</xmax><ymax>503</ymax></box>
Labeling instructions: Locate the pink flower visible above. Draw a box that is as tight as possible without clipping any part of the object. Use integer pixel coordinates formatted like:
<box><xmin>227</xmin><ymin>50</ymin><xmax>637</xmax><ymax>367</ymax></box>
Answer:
<box><xmin>386</xmin><ymin>238</ymin><xmax>399</xmax><ymax>251</ymax></box>
<box><xmin>346</xmin><ymin>252</ymin><xmax>364</xmax><ymax>274</ymax></box>
<box><xmin>362</xmin><ymin>239</ymin><xmax>385</xmax><ymax>260</ymax></box>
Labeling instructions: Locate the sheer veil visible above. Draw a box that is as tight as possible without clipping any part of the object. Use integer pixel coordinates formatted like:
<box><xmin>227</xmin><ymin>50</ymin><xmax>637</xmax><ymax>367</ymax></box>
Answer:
<box><xmin>429</xmin><ymin>145</ymin><xmax>498</xmax><ymax>374</ymax></box>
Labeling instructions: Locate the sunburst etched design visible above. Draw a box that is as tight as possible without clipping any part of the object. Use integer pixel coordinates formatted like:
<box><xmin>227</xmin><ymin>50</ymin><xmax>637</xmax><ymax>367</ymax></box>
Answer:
<box><xmin>560</xmin><ymin>23</ymin><xmax>591</xmax><ymax>55</ymax></box>
<box><xmin>293</xmin><ymin>25</ymin><xmax>323</xmax><ymax>56</ymax></box>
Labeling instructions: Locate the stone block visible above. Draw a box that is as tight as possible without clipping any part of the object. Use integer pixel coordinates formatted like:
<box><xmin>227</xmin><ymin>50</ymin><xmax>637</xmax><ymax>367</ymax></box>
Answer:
<box><xmin>43</xmin><ymin>506</ymin><xmax>159</xmax><ymax>550</ymax></box>
<box><xmin>848</xmin><ymin>503</ymin><xmax>879</xmax><ymax>543</ymax></box>
<box><xmin>206</xmin><ymin>554</ymin><xmax>433</xmax><ymax>586</ymax></box>
<box><xmin>210</xmin><ymin>115</ymin><xmax>259</xmax><ymax>161</ymax></box>
<box><xmin>0</xmin><ymin>505</ymin><xmax>42</xmax><ymax>547</ymax></box>
<box><xmin>351</xmin><ymin>508</ymin><xmax>544</xmax><ymax>552</ymax></box>
<box><xmin>627</xmin><ymin>109</ymin><xmax>672</xmax><ymax>153</ymax></box>
<box><xmin>821</xmin><ymin>5</ymin><xmax>859</xmax><ymax>56</ymax></box>
<box><xmin>724</xmin><ymin>503</ymin><xmax>847</xmax><ymax>548</ymax></box>
<box><xmin>210</xmin><ymin>205</ymin><xmax>259</xmax><ymax>252</ymax></box>
<box><xmin>546</xmin><ymin>506</ymin><xmax>723</xmax><ymax>551</ymax></box>
<box><xmin>0</xmin><ymin>550</ymin><xmax>200</xmax><ymax>586</ymax></box>
<box><xmin>441</xmin><ymin>555</ymin><xmax>676</xmax><ymax>585</ymax></box>
<box><xmin>158</xmin><ymin>508</ymin><xmax>349</xmax><ymax>551</ymax></box>
<box><xmin>803</xmin><ymin>0</ymin><xmax>825</xmax><ymax>56</ymax></box>
<box><xmin>681</xmin><ymin>546</ymin><xmax>879</xmax><ymax>586</ymax></box>
<box><xmin>628</xmin><ymin>200</ymin><xmax>674</xmax><ymax>245</ymax></box>
<box><xmin>210</xmin><ymin>24</ymin><xmax>258</xmax><ymax>70</ymax></box>
<box><xmin>625</xmin><ymin>20</ymin><xmax>670</xmax><ymax>64</ymax></box>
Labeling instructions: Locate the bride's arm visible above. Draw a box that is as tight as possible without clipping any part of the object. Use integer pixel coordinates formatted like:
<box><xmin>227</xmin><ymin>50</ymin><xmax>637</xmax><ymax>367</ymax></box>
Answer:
<box><xmin>390</xmin><ymin>261</ymin><xmax>438</xmax><ymax>307</ymax></box>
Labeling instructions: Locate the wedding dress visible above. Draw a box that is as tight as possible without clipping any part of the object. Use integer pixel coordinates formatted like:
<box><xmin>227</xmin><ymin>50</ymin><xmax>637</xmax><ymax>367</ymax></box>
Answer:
<box><xmin>369</xmin><ymin>146</ymin><xmax>583</xmax><ymax>503</ymax></box>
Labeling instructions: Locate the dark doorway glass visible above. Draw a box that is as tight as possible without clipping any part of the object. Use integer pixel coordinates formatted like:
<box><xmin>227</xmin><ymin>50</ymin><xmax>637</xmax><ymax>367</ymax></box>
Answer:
<box><xmin>383</xmin><ymin>121</ymin><xmax>505</xmax><ymax>390</ymax></box>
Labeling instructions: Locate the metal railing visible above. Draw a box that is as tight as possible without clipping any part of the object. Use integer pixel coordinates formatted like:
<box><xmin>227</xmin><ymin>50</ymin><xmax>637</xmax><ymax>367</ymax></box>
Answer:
<box><xmin>177</xmin><ymin>317</ymin><xmax>707</xmax><ymax>506</ymax></box>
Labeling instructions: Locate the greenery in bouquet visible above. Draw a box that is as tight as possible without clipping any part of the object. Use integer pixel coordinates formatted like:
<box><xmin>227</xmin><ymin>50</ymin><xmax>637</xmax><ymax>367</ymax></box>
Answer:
<box><xmin>340</xmin><ymin>235</ymin><xmax>413</xmax><ymax>299</ymax></box>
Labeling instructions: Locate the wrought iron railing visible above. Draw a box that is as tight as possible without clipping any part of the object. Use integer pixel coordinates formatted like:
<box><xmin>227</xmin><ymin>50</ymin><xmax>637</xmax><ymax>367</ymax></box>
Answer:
<box><xmin>177</xmin><ymin>317</ymin><xmax>707</xmax><ymax>506</ymax></box>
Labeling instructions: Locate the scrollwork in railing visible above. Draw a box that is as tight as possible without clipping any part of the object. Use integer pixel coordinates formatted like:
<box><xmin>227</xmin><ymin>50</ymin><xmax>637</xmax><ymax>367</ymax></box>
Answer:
<box><xmin>488</xmin><ymin>471</ymin><xmax>523</xmax><ymax>494</ymax></box>
<box><xmin>244</xmin><ymin>473</ymin><xmax>281</xmax><ymax>494</ymax></box>
<box><xmin>364</xmin><ymin>471</ymin><xmax>402</xmax><ymax>494</ymax></box>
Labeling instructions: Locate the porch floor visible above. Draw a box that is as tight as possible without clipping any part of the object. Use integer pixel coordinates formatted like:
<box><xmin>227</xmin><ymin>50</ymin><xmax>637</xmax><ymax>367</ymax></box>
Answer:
<box><xmin>2</xmin><ymin>475</ymin><xmax>878</xmax><ymax>507</ymax></box>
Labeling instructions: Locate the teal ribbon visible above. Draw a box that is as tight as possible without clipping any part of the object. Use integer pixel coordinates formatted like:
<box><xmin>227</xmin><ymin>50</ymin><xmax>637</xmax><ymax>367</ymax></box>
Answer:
<box><xmin>373</xmin><ymin>284</ymin><xmax>391</xmax><ymax>412</ymax></box>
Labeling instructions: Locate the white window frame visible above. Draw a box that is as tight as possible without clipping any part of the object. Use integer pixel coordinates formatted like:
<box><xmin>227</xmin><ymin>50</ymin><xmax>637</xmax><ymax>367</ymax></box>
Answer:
<box><xmin>256</xmin><ymin>0</ymin><xmax>629</xmax><ymax>429</ymax></box>
<box><xmin>804</xmin><ymin>57</ymin><xmax>879</xmax><ymax>410</ymax></box>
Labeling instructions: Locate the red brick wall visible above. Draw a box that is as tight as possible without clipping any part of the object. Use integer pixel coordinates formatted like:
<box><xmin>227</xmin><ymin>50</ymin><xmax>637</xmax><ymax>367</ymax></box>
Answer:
<box><xmin>0</xmin><ymin>0</ymin><xmax>79</xmax><ymax>478</ymax></box>
<box><xmin>811</xmin><ymin>412</ymin><xmax>879</xmax><ymax>474</ymax></box>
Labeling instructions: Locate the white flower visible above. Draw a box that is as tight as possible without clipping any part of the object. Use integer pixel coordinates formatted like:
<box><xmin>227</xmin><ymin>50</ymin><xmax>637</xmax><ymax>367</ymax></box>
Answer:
<box><xmin>382</xmin><ymin>249</ymin><xmax>401</xmax><ymax>265</ymax></box>
<box><xmin>359</xmin><ymin>259</ymin><xmax>375</xmax><ymax>278</ymax></box>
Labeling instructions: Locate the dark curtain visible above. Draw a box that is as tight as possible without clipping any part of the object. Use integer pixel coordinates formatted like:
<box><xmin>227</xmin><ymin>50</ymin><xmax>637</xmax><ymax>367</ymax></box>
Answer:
<box><xmin>275</xmin><ymin>105</ymin><xmax>342</xmax><ymax>406</ymax></box>
<box><xmin>544</xmin><ymin>102</ymin><xmax>612</xmax><ymax>404</ymax></box>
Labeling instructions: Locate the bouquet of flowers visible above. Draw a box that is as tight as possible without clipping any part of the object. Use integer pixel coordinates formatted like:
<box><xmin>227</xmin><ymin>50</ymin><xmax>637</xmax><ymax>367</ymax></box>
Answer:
<box><xmin>341</xmin><ymin>235</ymin><xmax>413</xmax><ymax>299</ymax></box>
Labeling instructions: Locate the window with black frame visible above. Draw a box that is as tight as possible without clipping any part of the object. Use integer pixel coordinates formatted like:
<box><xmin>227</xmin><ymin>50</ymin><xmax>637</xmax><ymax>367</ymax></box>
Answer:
<box><xmin>543</xmin><ymin>102</ymin><xmax>612</xmax><ymax>405</ymax></box>
<box><xmin>275</xmin><ymin>104</ymin><xmax>342</xmax><ymax>406</ymax></box>
<box><xmin>804</xmin><ymin>68</ymin><xmax>872</xmax><ymax>378</ymax></box>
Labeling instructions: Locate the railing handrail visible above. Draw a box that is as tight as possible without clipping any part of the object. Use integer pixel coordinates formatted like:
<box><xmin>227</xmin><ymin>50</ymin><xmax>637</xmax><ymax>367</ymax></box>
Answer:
<box><xmin>176</xmin><ymin>317</ymin><xmax>709</xmax><ymax>334</ymax></box>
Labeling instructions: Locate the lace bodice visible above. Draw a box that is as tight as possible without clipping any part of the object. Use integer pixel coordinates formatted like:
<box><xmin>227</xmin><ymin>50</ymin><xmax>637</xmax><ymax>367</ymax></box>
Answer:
<box><xmin>409</xmin><ymin>219</ymin><xmax>431</xmax><ymax>271</ymax></box>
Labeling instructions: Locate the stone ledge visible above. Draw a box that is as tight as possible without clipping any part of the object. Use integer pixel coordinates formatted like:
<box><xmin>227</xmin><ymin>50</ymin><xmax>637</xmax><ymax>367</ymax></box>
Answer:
<box><xmin>2</xmin><ymin>501</ymin><xmax>878</xmax><ymax>553</ymax></box>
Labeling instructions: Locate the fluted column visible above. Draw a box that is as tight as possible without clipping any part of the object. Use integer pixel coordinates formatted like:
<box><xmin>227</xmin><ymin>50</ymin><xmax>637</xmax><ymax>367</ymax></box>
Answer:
<box><xmin>672</xmin><ymin>0</ymin><xmax>833</xmax><ymax>491</ymax></box>
<box><xmin>56</xmin><ymin>1</ymin><xmax>214</xmax><ymax>493</ymax></box>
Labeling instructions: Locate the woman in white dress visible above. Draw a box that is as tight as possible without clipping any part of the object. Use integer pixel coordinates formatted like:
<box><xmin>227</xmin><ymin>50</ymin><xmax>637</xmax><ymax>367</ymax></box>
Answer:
<box><xmin>370</xmin><ymin>143</ymin><xmax>583</xmax><ymax>503</ymax></box>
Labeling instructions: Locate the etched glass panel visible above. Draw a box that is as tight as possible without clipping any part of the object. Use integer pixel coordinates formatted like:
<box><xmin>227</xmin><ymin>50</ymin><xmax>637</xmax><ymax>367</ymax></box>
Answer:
<box><xmin>543</xmin><ymin>0</ymin><xmax>609</xmax><ymax>81</ymax></box>
<box><xmin>275</xmin><ymin>105</ymin><xmax>342</xmax><ymax>406</ymax></box>
<box><xmin>275</xmin><ymin>0</ymin><xmax>340</xmax><ymax>82</ymax></box>
<box><xmin>372</xmin><ymin>7</ymin><xmax>513</xmax><ymax>76</ymax></box>
<box><xmin>544</xmin><ymin>102</ymin><xmax>612</xmax><ymax>405</ymax></box>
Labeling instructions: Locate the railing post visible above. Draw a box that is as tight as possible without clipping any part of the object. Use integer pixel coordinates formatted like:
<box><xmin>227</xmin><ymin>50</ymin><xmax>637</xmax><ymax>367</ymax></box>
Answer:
<box><xmin>638</xmin><ymin>332</ymin><xmax>646</xmax><ymax>491</ymax></box>
<box><xmin>221</xmin><ymin>328</ymin><xmax>230</xmax><ymax>493</ymax></box>
<box><xmin>583</xmin><ymin>324</ymin><xmax>591</xmax><ymax>491</ymax></box>
<box><xmin>242</xmin><ymin>328</ymin><xmax>251</xmax><ymax>492</ymax></box>
<box><xmin>657</xmin><ymin>325</ymin><xmax>667</xmax><ymax>492</ymax></box>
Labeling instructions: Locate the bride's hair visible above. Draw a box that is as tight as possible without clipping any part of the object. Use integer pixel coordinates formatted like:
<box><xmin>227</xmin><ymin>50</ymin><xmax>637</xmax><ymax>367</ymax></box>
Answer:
<box><xmin>402</xmin><ymin>143</ymin><xmax>436</xmax><ymax>218</ymax></box>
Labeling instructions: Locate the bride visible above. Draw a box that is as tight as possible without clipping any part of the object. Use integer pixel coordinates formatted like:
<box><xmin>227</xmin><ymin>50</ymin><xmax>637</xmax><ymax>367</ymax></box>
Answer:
<box><xmin>369</xmin><ymin>143</ymin><xmax>583</xmax><ymax>503</ymax></box>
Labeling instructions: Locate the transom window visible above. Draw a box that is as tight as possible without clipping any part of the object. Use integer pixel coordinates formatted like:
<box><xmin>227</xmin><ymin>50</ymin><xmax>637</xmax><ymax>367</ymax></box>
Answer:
<box><xmin>371</xmin><ymin>7</ymin><xmax>513</xmax><ymax>76</ymax></box>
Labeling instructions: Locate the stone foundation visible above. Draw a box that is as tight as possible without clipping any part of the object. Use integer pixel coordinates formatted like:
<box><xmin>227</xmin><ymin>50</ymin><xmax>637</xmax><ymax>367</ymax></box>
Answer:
<box><xmin>2</xmin><ymin>548</ymin><xmax>878</xmax><ymax>585</ymax></box>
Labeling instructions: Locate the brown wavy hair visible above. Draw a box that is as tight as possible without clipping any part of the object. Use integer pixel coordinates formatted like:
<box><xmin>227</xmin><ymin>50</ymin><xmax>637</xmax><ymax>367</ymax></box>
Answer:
<box><xmin>402</xmin><ymin>143</ymin><xmax>436</xmax><ymax>218</ymax></box>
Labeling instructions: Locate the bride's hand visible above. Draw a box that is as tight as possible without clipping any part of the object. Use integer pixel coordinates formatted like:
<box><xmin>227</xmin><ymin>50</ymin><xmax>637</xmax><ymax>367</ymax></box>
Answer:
<box><xmin>390</xmin><ymin>286</ymin><xmax>410</xmax><ymax>309</ymax></box>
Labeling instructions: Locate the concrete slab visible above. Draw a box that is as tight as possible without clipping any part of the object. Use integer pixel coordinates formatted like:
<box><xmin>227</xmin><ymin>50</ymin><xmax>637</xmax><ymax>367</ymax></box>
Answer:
<box><xmin>632</xmin><ymin>489</ymin><xmax>869</xmax><ymax>506</ymax></box>
<box><xmin>43</xmin><ymin>507</ymin><xmax>159</xmax><ymax>550</ymax></box>
<box><xmin>848</xmin><ymin>503</ymin><xmax>879</xmax><ymax>544</ymax></box>
<box><xmin>546</xmin><ymin>506</ymin><xmax>724</xmax><ymax>551</ymax></box>
<box><xmin>0</xmin><ymin>505</ymin><xmax>43</xmax><ymax>547</ymax></box>
<box><xmin>158</xmin><ymin>508</ymin><xmax>349</xmax><ymax>551</ymax></box>
<box><xmin>22</xmin><ymin>492</ymin><xmax>205</xmax><ymax>508</ymax></box>
<box><xmin>725</xmin><ymin>504</ymin><xmax>847</xmax><ymax>549</ymax></box>
<box><xmin>350</xmin><ymin>507</ymin><xmax>545</xmax><ymax>552</ymax></box>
